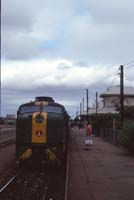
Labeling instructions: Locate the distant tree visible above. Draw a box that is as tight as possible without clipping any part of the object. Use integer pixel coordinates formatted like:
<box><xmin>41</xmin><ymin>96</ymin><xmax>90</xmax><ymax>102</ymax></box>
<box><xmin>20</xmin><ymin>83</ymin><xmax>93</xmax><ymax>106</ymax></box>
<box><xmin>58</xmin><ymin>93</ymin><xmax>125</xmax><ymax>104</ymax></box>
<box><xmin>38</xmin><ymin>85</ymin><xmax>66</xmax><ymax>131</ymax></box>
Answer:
<box><xmin>124</xmin><ymin>106</ymin><xmax>134</xmax><ymax>119</ymax></box>
<box><xmin>92</xmin><ymin>113</ymin><xmax>120</xmax><ymax>135</ymax></box>
<box><xmin>116</xmin><ymin>105</ymin><xmax>134</xmax><ymax>120</ymax></box>
<box><xmin>120</xmin><ymin>121</ymin><xmax>134</xmax><ymax>154</ymax></box>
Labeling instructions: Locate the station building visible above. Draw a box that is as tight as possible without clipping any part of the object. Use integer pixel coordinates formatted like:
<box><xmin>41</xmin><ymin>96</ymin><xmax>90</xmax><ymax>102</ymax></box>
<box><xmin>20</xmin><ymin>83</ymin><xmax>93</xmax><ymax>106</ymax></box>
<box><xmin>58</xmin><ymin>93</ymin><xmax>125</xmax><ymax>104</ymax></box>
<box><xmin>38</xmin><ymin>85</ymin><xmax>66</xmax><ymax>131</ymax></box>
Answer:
<box><xmin>81</xmin><ymin>86</ymin><xmax>134</xmax><ymax>119</ymax></box>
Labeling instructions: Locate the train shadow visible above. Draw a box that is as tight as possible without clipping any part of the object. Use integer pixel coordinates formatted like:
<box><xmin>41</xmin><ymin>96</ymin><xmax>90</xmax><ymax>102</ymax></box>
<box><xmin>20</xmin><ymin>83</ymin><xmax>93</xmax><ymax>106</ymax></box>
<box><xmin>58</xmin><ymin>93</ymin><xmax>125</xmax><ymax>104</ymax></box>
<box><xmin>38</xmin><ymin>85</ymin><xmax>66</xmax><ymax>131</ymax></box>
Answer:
<box><xmin>16</xmin><ymin>158</ymin><xmax>66</xmax><ymax>173</ymax></box>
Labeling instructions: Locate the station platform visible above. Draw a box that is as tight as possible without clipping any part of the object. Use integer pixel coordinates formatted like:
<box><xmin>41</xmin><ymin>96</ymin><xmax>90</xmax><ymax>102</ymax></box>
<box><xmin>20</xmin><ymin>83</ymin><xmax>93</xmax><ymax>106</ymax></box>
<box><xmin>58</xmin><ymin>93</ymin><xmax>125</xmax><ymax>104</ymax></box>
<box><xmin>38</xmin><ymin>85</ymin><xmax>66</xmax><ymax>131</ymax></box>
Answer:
<box><xmin>66</xmin><ymin>128</ymin><xmax>134</xmax><ymax>200</ymax></box>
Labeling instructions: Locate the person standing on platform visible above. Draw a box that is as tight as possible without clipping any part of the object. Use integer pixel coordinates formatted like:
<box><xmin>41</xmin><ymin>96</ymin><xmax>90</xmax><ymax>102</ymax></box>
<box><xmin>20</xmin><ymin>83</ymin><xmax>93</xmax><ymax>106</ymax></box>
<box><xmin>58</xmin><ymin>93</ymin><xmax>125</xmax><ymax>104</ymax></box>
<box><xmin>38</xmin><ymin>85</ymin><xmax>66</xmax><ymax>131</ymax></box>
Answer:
<box><xmin>85</xmin><ymin>121</ymin><xmax>93</xmax><ymax>146</ymax></box>
<box><xmin>86</xmin><ymin>121</ymin><xmax>92</xmax><ymax>139</ymax></box>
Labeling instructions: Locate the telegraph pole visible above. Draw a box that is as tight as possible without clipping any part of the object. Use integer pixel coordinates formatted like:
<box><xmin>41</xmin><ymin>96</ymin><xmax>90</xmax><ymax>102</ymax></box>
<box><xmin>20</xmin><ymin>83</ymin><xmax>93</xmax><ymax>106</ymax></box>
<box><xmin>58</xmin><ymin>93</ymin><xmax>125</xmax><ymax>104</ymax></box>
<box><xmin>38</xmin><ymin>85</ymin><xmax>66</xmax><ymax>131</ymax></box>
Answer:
<box><xmin>0</xmin><ymin>0</ymin><xmax>1</xmax><ymax>119</ymax></box>
<box><xmin>77</xmin><ymin>106</ymin><xmax>79</xmax><ymax>118</ymax></box>
<box><xmin>80</xmin><ymin>103</ymin><xmax>82</xmax><ymax>119</ymax></box>
<box><xmin>76</xmin><ymin>107</ymin><xmax>79</xmax><ymax>120</ymax></box>
<box><xmin>0</xmin><ymin>2</ymin><xmax>2</xmax><ymax>119</ymax></box>
<box><xmin>82</xmin><ymin>98</ymin><xmax>84</xmax><ymax>113</ymax></box>
<box><xmin>96</xmin><ymin>92</ymin><xmax>98</xmax><ymax>116</ymax></box>
<box><xmin>86</xmin><ymin>89</ymin><xmax>89</xmax><ymax>122</ymax></box>
<box><xmin>120</xmin><ymin>65</ymin><xmax>124</xmax><ymax>126</ymax></box>
<box><xmin>0</xmin><ymin>62</ymin><xmax>1</xmax><ymax>120</ymax></box>
<box><xmin>0</xmin><ymin>56</ymin><xmax>2</xmax><ymax>119</ymax></box>
<box><xmin>76</xmin><ymin>111</ymin><xmax>77</xmax><ymax>119</ymax></box>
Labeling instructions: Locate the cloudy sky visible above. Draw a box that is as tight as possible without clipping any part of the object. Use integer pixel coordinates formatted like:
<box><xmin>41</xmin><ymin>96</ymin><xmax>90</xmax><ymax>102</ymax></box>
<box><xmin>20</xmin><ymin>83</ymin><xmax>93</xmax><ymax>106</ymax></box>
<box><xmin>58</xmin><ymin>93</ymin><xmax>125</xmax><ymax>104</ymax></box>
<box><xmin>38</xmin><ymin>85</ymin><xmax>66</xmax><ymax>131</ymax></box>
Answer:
<box><xmin>1</xmin><ymin>0</ymin><xmax>134</xmax><ymax>118</ymax></box>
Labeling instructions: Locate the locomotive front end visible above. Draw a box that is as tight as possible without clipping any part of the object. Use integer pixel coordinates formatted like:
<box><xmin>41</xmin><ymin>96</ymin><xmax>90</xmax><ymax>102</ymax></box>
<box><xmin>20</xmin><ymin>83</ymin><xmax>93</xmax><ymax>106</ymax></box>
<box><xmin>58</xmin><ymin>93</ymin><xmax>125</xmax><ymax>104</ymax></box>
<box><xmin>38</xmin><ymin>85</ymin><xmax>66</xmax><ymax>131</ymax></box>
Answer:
<box><xmin>16</xmin><ymin>97</ymin><xmax>68</xmax><ymax>164</ymax></box>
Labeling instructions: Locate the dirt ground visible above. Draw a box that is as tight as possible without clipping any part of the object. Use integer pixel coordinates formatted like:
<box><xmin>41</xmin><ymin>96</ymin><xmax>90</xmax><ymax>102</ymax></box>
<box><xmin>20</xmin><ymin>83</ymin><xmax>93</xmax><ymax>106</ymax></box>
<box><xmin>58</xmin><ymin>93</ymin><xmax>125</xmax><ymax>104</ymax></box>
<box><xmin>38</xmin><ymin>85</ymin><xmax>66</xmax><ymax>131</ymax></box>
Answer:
<box><xmin>0</xmin><ymin>144</ymin><xmax>15</xmax><ymax>172</ymax></box>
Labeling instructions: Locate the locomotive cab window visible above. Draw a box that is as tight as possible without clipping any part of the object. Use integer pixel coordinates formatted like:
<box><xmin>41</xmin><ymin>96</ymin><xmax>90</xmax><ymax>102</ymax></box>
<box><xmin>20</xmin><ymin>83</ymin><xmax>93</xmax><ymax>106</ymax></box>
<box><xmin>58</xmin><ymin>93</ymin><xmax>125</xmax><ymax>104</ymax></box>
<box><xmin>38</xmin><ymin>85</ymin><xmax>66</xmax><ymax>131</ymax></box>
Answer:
<box><xmin>43</xmin><ymin>106</ymin><xmax>63</xmax><ymax>114</ymax></box>
<box><xmin>18</xmin><ymin>105</ymin><xmax>63</xmax><ymax>117</ymax></box>
<box><xmin>18</xmin><ymin>105</ymin><xmax>40</xmax><ymax>117</ymax></box>
<box><xmin>20</xmin><ymin>105</ymin><xmax>40</xmax><ymax>113</ymax></box>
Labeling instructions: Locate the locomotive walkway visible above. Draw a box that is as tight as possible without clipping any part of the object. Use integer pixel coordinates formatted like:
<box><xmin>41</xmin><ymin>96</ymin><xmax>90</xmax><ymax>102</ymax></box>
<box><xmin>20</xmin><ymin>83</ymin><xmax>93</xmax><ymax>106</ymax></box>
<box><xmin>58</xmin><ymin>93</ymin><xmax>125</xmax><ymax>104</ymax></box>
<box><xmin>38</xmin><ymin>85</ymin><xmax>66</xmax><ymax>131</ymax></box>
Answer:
<box><xmin>67</xmin><ymin>128</ymin><xmax>134</xmax><ymax>200</ymax></box>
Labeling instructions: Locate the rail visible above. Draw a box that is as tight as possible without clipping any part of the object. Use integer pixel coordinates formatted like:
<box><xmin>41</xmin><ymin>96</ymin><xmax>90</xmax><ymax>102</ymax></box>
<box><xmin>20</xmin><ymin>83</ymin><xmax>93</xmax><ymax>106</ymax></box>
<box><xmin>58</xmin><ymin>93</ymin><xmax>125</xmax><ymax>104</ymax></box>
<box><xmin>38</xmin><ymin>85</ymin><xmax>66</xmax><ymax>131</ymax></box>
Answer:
<box><xmin>0</xmin><ymin>128</ymin><xmax>16</xmax><ymax>147</ymax></box>
<box><xmin>0</xmin><ymin>176</ymin><xmax>16</xmax><ymax>193</ymax></box>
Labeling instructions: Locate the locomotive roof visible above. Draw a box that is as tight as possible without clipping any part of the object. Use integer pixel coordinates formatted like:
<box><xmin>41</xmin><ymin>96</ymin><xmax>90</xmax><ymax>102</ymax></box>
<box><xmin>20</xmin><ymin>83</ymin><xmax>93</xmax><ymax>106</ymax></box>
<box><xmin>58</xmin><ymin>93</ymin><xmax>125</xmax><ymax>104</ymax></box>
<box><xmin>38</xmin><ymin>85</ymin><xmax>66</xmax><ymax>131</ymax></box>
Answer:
<box><xmin>35</xmin><ymin>96</ymin><xmax>54</xmax><ymax>102</ymax></box>
<box><xmin>19</xmin><ymin>100</ymin><xmax>65</xmax><ymax>109</ymax></box>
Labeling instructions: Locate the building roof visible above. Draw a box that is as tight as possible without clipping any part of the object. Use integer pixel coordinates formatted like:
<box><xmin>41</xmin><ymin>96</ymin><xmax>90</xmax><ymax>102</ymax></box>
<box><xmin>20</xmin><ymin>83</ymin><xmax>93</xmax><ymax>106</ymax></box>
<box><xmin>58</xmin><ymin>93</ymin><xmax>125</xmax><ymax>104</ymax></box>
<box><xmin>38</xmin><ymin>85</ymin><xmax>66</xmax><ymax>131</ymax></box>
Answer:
<box><xmin>100</xmin><ymin>86</ymin><xmax>134</xmax><ymax>97</ymax></box>
<box><xmin>97</xmin><ymin>106</ymin><xmax>118</xmax><ymax>114</ymax></box>
<box><xmin>81</xmin><ymin>86</ymin><xmax>134</xmax><ymax>116</ymax></box>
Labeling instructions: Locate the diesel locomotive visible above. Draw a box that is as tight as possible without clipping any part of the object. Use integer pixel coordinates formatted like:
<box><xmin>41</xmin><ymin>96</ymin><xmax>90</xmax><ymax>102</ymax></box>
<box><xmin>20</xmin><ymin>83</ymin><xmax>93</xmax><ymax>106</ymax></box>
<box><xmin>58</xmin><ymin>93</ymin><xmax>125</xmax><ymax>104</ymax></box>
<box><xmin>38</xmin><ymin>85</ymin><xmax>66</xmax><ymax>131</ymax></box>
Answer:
<box><xmin>16</xmin><ymin>96</ymin><xmax>69</xmax><ymax>164</ymax></box>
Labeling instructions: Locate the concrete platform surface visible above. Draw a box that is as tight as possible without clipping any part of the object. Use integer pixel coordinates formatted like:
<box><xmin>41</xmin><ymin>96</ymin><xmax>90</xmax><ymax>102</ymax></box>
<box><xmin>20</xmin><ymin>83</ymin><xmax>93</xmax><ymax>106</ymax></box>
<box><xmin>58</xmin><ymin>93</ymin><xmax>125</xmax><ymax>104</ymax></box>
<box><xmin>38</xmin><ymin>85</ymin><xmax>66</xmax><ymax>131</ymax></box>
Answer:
<box><xmin>67</xmin><ymin>128</ymin><xmax>134</xmax><ymax>200</ymax></box>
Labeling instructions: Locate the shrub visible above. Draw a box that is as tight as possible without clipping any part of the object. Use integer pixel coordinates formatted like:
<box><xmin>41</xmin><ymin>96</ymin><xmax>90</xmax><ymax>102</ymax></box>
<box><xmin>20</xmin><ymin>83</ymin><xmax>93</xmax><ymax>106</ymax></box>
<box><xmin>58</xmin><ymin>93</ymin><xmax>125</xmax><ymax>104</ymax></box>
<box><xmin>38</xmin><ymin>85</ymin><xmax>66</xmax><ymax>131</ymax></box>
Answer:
<box><xmin>120</xmin><ymin>121</ymin><xmax>134</xmax><ymax>154</ymax></box>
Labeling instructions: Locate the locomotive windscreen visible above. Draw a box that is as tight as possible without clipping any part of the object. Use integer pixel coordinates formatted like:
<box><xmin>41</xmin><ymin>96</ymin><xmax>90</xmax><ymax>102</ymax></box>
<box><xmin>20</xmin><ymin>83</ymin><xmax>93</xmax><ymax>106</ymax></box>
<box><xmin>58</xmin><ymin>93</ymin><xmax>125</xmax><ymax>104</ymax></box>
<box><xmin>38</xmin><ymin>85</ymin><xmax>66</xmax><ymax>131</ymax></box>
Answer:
<box><xmin>20</xmin><ymin>105</ymin><xmax>62</xmax><ymax>115</ymax></box>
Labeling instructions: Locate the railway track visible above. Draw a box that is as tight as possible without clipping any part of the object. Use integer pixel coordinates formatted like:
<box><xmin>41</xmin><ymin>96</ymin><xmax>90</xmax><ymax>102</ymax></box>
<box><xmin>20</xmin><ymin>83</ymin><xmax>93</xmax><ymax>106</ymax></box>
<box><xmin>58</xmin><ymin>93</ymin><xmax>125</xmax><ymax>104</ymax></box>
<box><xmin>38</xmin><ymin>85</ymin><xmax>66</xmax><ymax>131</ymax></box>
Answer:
<box><xmin>0</xmin><ymin>139</ymin><xmax>15</xmax><ymax>149</ymax></box>
<box><xmin>0</xmin><ymin>161</ymin><xmax>67</xmax><ymax>200</ymax></box>
<box><xmin>0</xmin><ymin>127</ymin><xmax>15</xmax><ymax>148</ymax></box>
<box><xmin>0</xmin><ymin>175</ymin><xmax>16</xmax><ymax>193</ymax></box>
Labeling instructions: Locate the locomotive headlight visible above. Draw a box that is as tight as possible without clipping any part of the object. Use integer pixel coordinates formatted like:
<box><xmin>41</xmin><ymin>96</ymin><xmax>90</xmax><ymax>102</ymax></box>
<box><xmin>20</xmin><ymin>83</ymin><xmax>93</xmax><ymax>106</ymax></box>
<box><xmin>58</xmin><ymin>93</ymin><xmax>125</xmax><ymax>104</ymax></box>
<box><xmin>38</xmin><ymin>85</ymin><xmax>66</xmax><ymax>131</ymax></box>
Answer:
<box><xmin>35</xmin><ymin>114</ymin><xmax>44</xmax><ymax>123</ymax></box>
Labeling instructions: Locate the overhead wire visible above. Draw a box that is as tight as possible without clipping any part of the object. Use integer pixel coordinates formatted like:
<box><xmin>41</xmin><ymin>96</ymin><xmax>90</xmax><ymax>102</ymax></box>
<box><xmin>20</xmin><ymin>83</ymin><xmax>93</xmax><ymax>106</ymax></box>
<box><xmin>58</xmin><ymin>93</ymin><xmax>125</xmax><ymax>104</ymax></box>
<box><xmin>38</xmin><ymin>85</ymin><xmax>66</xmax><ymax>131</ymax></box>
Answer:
<box><xmin>124</xmin><ymin>58</ymin><xmax>134</xmax><ymax>69</ymax></box>
<box><xmin>89</xmin><ymin>65</ymin><xmax>120</xmax><ymax>109</ymax></box>
<box><xmin>124</xmin><ymin>59</ymin><xmax>134</xmax><ymax>66</ymax></box>
<box><xmin>105</xmin><ymin>65</ymin><xmax>120</xmax><ymax>90</ymax></box>
<box><xmin>82</xmin><ymin>61</ymin><xmax>134</xmax><ymax>117</ymax></box>
<box><xmin>124</xmin><ymin>64</ymin><xmax>134</xmax><ymax>69</ymax></box>
<box><xmin>76</xmin><ymin>61</ymin><xmax>134</xmax><ymax>117</ymax></box>
<box><xmin>122</xmin><ymin>60</ymin><xmax>134</xmax><ymax>90</ymax></box>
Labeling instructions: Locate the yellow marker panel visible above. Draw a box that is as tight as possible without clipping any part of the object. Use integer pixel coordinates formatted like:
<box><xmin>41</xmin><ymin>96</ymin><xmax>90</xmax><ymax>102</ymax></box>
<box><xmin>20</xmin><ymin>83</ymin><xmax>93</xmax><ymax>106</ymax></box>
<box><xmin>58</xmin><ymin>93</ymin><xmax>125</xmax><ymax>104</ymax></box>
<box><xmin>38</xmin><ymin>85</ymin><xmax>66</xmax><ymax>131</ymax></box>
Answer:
<box><xmin>20</xmin><ymin>148</ymin><xmax>32</xmax><ymax>160</ymax></box>
<box><xmin>35</xmin><ymin>102</ymin><xmax>48</xmax><ymax>106</ymax></box>
<box><xmin>32</xmin><ymin>112</ymin><xmax>47</xmax><ymax>143</ymax></box>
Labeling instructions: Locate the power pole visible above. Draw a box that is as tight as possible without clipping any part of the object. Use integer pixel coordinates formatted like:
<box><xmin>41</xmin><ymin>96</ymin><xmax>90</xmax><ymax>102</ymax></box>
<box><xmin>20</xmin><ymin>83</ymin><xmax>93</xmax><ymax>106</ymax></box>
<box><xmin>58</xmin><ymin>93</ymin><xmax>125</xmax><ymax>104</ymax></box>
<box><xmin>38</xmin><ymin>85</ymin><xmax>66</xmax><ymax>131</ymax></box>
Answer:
<box><xmin>0</xmin><ymin>65</ymin><xmax>2</xmax><ymax>119</ymax></box>
<box><xmin>0</xmin><ymin>2</ymin><xmax>2</xmax><ymax>119</ymax></box>
<box><xmin>76</xmin><ymin>111</ymin><xmax>77</xmax><ymax>119</ymax></box>
<box><xmin>82</xmin><ymin>98</ymin><xmax>84</xmax><ymax>113</ymax></box>
<box><xmin>76</xmin><ymin>108</ymin><xmax>79</xmax><ymax>120</ymax></box>
<box><xmin>120</xmin><ymin>65</ymin><xmax>124</xmax><ymax>126</ymax></box>
<box><xmin>96</xmin><ymin>92</ymin><xmax>98</xmax><ymax>116</ymax></box>
<box><xmin>86</xmin><ymin>89</ymin><xmax>89</xmax><ymax>122</ymax></box>
<box><xmin>80</xmin><ymin>103</ymin><xmax>82</xmax><ymax>119</ymax></box>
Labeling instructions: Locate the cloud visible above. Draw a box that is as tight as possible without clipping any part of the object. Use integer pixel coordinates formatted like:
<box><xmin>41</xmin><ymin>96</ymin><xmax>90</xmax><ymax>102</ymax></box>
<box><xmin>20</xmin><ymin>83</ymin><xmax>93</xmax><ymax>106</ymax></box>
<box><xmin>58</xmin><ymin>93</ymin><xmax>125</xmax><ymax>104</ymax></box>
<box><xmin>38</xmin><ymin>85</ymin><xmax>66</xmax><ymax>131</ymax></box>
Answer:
<box><xmin>1</xmin><ymin>0</ymin><xmax>134</xmax><ymax>117</ymax></box>
<box><xmin>1</xmin><ymin>0</ymin><xmax>74</xmax><ymax>60</ymax></box>
<box><xmin>2</xmin><ymin>59</ymin><xmax>119</xmax><ymax>90</ymax></box>
<box><xmin>82</xmin><ymin>0</ymin><xmax>134</xmax><ymax>23</ymax></box>
<box><xmin>2</xmin><ymin>0</ymin><xmax>134</xmax><ymax>63</ymax></box>
<box><xmin>1</xmin><ymin>58</ymin><xmax>120</xmax><ymax>116</ymax></box>
<box><xmin>2</xmin><ymin>0</ymin><xmax>35</xmax><ymax>31</ymax></box>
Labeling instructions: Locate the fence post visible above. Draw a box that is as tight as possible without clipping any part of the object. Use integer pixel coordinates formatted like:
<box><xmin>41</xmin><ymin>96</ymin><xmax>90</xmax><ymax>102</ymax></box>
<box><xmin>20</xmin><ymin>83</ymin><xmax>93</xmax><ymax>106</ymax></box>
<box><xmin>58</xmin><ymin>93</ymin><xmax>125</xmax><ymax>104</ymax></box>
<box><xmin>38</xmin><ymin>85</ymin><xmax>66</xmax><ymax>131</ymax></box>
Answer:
<box><xmin>113</xmin><ymin>129</ymin><xmax>115</xmax><ymax>145</ymax></box>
